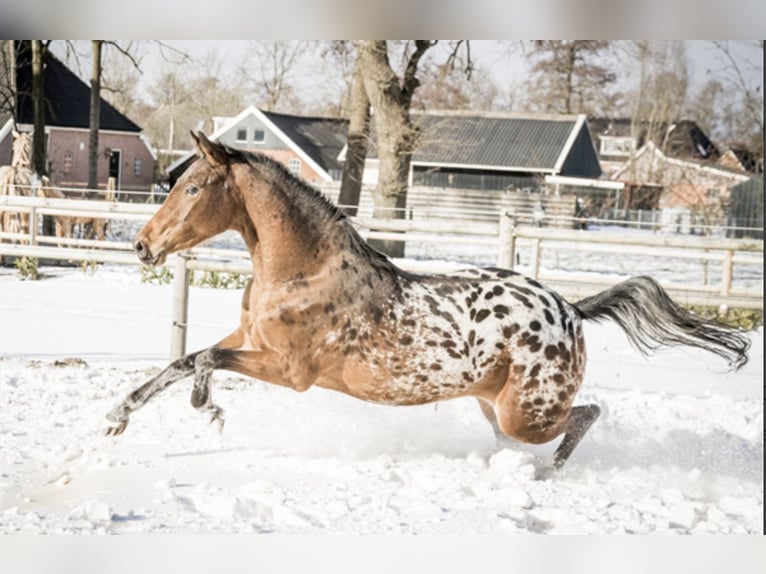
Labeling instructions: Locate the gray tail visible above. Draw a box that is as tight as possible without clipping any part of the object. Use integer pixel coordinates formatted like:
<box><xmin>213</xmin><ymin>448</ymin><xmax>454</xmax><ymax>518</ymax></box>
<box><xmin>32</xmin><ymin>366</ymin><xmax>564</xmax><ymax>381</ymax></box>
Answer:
<box><xmin>574</xmin><ymin>276</ymin><xmax>750</xmax><ymax>371</ymax></box>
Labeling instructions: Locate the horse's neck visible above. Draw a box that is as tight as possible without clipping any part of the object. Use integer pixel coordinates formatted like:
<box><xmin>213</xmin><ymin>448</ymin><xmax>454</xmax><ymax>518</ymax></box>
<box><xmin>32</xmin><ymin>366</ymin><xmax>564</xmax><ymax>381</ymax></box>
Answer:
<box><xmin>234</xmin><ymin>174</ymin><xmax>342</xmax><ymax>282</ymax></box>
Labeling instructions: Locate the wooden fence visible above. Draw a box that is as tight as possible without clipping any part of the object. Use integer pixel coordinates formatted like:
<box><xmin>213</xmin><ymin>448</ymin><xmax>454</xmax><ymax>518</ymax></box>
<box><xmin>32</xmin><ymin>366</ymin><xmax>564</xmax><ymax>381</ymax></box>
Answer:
<box><xmin>1</xmin><ymin>194</ymin><xmax>762</xmax><ymax>359</ymax></box>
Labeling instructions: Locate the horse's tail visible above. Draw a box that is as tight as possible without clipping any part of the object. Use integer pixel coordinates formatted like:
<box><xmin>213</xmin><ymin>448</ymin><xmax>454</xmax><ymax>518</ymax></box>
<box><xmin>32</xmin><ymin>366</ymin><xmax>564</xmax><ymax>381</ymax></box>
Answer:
<box><xmin>574</xmin><ymin>276</ymin><xmax>750</xmax><ymax>371</ymax></box>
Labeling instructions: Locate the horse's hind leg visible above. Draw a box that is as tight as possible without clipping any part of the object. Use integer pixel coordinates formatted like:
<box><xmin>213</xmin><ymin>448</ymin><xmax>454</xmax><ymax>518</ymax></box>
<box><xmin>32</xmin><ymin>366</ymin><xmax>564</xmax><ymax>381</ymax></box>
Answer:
<box><xmin>105</xmin><ymin>351</ymin><xmax>201</xmax><ymax>435</ymax></box>
<box><xmin>551</xmin><ymin>404</ymin><xmax>601</xmax><ymax>469</ymax></box>
<box><xmin>476</xmin><ymin>398</ymin><xmax>518</xmax><ymax>449</ymax></box>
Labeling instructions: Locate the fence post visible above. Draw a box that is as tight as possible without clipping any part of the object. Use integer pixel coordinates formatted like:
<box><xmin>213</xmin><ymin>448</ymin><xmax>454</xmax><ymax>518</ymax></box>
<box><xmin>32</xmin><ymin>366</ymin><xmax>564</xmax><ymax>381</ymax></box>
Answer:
<box><xmin>531</xmin><ymin>239</ymin><xmax>542</xmax><ymax>279</ymax></box>
<box><xmin>170</xmin><ymin>253</ymin><xmax>191</xmax><ymax>361</ymax></box>
<box><xmin>721</xmin><ymin>249</ymin><xmax>734</xmax><ymax>297</ymax></box>
<box><xmin>29</xmin><ymin>206</ymin><xmax>37</xmax><ymax>246</ymax></box>
<box><xmin>498</xmin><ymin>210</ymin><xmax>516</xmax><ymax>269</ymax></box>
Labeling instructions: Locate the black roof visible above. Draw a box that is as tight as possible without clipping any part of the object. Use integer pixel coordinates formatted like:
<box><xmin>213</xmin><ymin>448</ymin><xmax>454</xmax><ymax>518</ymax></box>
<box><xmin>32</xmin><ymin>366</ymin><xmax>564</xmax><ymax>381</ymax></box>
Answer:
<box><xmin>367</xmin><ymin>111</ymin><xmax>591</xmax><ymax>173</ymax></box>
<box><xmin>263</xmin><ymin>110</ymin><xmax>348</xmax><ymax>174</ymax></box>
<box><xmin>14</xmin><ymin>41</ymin><xmax>141</xmax><ymax>132</ymax></box>
<box><xmin>588</xmin><ymin>116</ymin><xmax>719</xmax><ymax>160</ymax></box>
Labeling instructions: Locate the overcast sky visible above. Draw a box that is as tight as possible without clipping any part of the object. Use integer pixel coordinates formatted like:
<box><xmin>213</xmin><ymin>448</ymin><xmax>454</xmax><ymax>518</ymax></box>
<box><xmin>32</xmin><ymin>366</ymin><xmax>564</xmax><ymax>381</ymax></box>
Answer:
<box><xmin>51</xmin><ymin>40</ymin><xmax>762</xmax><ymax>111</ymax></box>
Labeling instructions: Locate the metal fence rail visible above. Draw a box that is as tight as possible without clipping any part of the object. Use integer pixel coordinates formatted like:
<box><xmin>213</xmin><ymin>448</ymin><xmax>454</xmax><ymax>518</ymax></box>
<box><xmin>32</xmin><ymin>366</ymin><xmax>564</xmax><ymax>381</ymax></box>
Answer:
<box><xmin>2</xmin><ymin>195</ymin><xmax>762</xmax><ymax>359</ymax></box>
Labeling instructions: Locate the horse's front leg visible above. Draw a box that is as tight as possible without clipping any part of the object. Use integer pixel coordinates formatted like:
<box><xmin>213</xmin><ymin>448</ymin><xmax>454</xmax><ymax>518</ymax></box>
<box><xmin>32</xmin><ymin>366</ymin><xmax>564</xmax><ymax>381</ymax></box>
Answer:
<box><xmin>105</xmin><ymin>351</ymin><xmax>201</xmax><ymax>436</ymax></box>
<box><xmin>189</xmin><ymin>347</ymin><xmax>228</xmax><ymax>431</ymax></box>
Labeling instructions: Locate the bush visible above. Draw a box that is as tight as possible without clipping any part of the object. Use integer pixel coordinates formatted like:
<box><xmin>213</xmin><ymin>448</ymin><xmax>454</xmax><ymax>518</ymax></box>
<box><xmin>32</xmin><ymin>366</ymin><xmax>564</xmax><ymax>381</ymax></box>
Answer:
<box><xmin>15</xmin><ymin>256</ymin><xmax>39</xmax><ymax>281</ymax></box>
<box><xmin>140</xmin><ymin>265</ymin><xmax>174</xmax><ymax>285</ymax></box>
<box><xmin>687</xmin><ymin>304</ymin><xmax>763</xmax><ymax>331</ymax></box>
<box><xmin>192</xmin><ymin>270</ymin><xmax>249</xmax><ymax>289</ymax></box>
<box><xmin>81</xmin><ymin>260</ymin><xmax>99</xmax><ymax>276</ymax></box>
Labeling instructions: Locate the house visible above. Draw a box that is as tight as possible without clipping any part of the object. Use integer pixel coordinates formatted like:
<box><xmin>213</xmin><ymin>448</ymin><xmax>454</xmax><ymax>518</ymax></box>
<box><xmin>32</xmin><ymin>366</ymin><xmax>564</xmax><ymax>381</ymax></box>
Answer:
<box><xmin>167</xmin><ymin>106</ymin><xmax>348</xmax><ymax>187</ymax></box>
<box><xmin>613</xmin><ymin>141</ymin><xmax>749</xmax><ymax>212</ymax></box>
<box><xmin>356</xmin><ymin>110</ymin><xmax>602</xmax><ymax>192</ymax></box>
<box><xmin>718</xmin><ymin>147</ymin><xmax>761</xmax><ymax>173</ymax></box>
<box><xmin>588</xmin><ymin>117</ymin><xmax>720</xmax><ymax>177</ymax></box>
<box><xmin>0</xmin><ymin>41</ymin><xmax>156</xmax><ymax>197</ymax></box>
<box><xmin>727</xmin><ymin>177</ymin><xmax>763</xmax><ymax>239</ymax></box>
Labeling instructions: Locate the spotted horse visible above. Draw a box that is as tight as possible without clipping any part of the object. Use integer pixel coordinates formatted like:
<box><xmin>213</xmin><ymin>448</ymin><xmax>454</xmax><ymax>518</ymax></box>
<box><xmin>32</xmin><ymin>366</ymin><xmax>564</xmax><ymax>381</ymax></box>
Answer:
<box><xmin>105</xmin><ymin>132</ymin><xmax>751</xmax><ymax>472</ymax></box>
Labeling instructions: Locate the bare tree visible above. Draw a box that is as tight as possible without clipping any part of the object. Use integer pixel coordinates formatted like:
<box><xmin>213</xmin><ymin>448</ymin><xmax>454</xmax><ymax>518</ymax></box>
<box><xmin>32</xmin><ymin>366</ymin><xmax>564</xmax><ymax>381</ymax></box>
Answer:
<box><xmin>524</xmin><ymin>41</ymin><xmax>617</xmax><ymax>115</ymax></box>
<box><xmin>0</xmin><ymin>41</ymin><xmax>18</xmax><ymax>137</ymax></box>
<box><xmin>86</xmin><ymin>40</ymin><xmax>143</xmax><ymax>191</ymax></box>
<box><xmin>708</xmin><ymin>40</ymin><xmax>764</xmax><ymax>157</ymax></box>
<box><xmin>336</xmin><ymin>52</ymin><xmax>370</xmax><ymax>216</ymax></box>
<box><xmin>243</xmin><ymin>41</ymin><xmax>313</xmax><ymax>112</ymax></box>
<box><xmin>146</xmin><ymin>63</ymin><xmax>192</xmax><ymax>173</ymax></box>
<box><xmin>87</xmin><ymin>40</ymin><xmax>103</xmax><ymax>190</ymax></box>
<box><xmin>620</xmin><ymin>41</ymin><xmax>690</xmax><ymax>152</ymax></box>
<box><xmin>356</xmin><ymin>40</ymin><xmax>438</xmax><ymax>257</ymax></box>
<box><xmin>187</xmin><ymin>47</ymin><xmax>246</xmax><ymax>134</ymax></box>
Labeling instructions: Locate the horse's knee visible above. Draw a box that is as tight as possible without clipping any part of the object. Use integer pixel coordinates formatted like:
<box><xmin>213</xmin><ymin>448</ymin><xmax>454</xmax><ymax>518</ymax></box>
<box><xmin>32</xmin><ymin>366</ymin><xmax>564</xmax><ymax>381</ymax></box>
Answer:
<box><xmin>493</xmin><ymin>387</ymin><xmax>571</xmax><ymax>445</ymax></box>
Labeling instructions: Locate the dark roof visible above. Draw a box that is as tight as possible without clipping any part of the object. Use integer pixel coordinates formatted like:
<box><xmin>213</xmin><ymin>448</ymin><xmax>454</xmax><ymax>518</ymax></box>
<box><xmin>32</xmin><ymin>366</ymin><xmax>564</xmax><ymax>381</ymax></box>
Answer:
<box><xmin>588</xmin><ymin>116</ymin><xmax>719</xmax><ymax>161</ymax></box>
<box><xmin>587</xmin><ymin>117</ymin><xmax>634</xmax><ymax>139</ymax></box>
<box><xmin>368</xmin><ymin>112</ymin><xmax>584</xmax><ymax>172</ymax></box>
<box><xmin>14</xmin><ymin>41</ymin><xmax>141</xmax><ymax>132</ymax></box>
<box><xmin>724</xmin><ymin>147</ymin><xmax>759</xmax><ymax>172</ymax></box>
<box><xmin>263</xmin><ymin>110</ymin><xmax>347</xmax><ymax>174</ymax></box>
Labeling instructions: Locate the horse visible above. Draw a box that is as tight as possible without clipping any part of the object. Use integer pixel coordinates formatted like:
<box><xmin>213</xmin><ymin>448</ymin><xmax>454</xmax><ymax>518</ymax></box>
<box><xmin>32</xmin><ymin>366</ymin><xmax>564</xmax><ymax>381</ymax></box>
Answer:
<box><xmin>104</xmin><ymin>131</ymin><xmax>751</xmax><ymax>471</ymax></box>
<box><xmin>1</xmin><ymin>132</ymin><xmax>38</xmax><ymax>248</ymax></box>
<box><xmin>1</xmin><ymin>131</ymin><xmax>108</xmax><ymax>248</ymax></box>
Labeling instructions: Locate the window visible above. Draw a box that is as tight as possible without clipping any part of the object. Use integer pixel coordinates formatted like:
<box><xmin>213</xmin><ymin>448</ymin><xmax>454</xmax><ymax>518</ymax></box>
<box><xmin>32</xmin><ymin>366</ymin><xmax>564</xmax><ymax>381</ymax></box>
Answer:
<box><xmin>63</xmin><ymin>151</ymin><xmax>73</xmax><ymax>174</ymax></box>
<box><xmin>287</xmin><ymin>158</ymin><xmax>302</xmax><ymax>176</ymax></box>
<box><xmin>134</xmin><ymin>156</ymin><xmax>143</xmax><ymax>176</ymax></box>
<box><xmin>253</xmin><ymin>129</ymin><xmax>265</xmax><ymax>143</ymax></box>
<box><xmin>599</xmin><ymin>136</ymin><xmax>635</xmax><ymax>157</ymax></box>
<box><xmin>236</xmin><ymin>128</ymin><xmax>247</xmax><ymax>142</ymax></box>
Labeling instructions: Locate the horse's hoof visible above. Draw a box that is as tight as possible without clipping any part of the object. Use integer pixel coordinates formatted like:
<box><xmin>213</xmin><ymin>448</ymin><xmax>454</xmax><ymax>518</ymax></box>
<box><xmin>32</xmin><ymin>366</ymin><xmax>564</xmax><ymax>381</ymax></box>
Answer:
<box><xmin>209</xmin><ymin>407</ymin><xmax>225</xmax><ymax>434</ymax></box>
<box><xmin>534</xmin><ymin>465</ymin><xmax>556</xmax><ymax>481</ymax></box>
<box><xmin>104</xmin><ymin>419</ymin><xmax>128</xmax><ymax>436</ymax></box>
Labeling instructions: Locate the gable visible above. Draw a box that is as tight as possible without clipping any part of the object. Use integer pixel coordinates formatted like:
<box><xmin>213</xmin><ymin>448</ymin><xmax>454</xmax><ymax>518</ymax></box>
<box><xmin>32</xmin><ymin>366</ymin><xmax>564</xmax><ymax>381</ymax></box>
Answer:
<box><xmin>168</xmin><ymin>107</ymin><xmax>348</xmax><ymax>183</ymax></box>
<box><xmin>558</xmin><ymin>121</ymin><xmax>602</xmax><ymax>178</ymax></box>
<box><xmin>14</xmin><ymin>41</ymin><xmax>141</xmax><ymax>132</ymax></box>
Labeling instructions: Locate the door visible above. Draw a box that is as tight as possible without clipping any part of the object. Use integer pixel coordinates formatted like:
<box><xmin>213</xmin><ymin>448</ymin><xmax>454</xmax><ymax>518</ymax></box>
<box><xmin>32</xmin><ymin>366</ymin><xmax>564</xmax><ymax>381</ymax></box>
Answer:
<box><xmin>108</xmin><ymin>149</ymin><xmax>121</xmax><ymax>192</ymax></box>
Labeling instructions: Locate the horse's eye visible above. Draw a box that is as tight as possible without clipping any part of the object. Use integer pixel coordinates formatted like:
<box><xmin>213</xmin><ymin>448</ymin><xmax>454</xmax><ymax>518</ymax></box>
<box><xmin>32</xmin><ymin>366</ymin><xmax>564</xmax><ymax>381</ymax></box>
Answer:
<box><xmin>186</xmin><ymin>185</ymin><xmax>200</xmax><ymax>196</ymax></box>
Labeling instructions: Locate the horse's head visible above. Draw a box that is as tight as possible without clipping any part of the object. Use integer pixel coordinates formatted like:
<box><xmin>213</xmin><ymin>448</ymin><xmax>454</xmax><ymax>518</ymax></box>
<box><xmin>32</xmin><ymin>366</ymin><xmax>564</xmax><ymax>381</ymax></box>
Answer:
<box><xmin>134</xmin><ymin>131</ymin><xmax>237</xmax><ymax>265</ymax></box>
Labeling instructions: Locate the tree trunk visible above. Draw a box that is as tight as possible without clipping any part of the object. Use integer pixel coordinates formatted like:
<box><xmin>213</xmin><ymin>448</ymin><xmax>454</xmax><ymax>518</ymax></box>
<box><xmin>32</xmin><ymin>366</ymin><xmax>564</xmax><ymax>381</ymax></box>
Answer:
<box><xmin>356</xmin><ymin>41</ymin><xmax>419</xmax><ymax>258</ymax></box>
<box><xmin>337</xmin><ymin>56</ymin><xmax>370</xmax><ymax>217</ymax></box>
<box><xmin>31</xmin><ymin>40</ymin><xmax>45</xmax><ymax>177</ymax></box>
<box><xmin>87</xmin><ymin>40</ymin><xmax>103</xmax><ymax>192</ymax></box>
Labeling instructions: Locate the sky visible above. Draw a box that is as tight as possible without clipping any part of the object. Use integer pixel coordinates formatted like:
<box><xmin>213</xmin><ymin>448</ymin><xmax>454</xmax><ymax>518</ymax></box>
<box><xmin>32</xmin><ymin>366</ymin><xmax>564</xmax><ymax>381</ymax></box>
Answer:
<box><xmin>51</xmin><ymin>40</ymin><xmax>763</xmax><ymax>110</ymax></box>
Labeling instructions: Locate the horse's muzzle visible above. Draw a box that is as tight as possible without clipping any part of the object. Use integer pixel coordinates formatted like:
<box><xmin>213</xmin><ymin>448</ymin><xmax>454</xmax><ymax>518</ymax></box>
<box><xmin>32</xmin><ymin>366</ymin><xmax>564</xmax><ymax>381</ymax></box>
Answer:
<box><xmin>133</xmin><ymin>239</ymin><xmax>158</xmax><ymax>265</ymax></box>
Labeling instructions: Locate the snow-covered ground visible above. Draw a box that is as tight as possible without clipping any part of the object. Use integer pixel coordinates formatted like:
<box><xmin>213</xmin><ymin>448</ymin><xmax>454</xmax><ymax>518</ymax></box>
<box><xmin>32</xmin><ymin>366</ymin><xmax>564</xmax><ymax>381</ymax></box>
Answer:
<box><xmin>0</xmin><ymin>262</ymin><xmax>762</xmax><ymax>535</ymax></box>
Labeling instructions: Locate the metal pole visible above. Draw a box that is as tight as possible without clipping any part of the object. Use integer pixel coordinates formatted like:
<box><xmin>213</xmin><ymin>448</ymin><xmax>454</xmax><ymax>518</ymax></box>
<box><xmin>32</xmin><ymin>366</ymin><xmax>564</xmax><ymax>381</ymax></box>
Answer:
<box><xmin>498</xmin><ymin>210</ymin><xmax>516</xmax><ymax>269</ymax></box>
<box><xmin>170</xmin><ymin>253</ymin><xmax>190</xmax><ymax>360</ymax></box>
<box><xmin>721</xmin><ymin>249</ymin><xmax>734</xmax><ymax>297</ymax></box>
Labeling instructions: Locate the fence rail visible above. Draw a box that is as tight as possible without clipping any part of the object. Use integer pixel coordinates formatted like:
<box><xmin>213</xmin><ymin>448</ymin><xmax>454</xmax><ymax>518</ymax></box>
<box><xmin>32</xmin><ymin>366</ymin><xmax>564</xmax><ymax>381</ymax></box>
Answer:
<box><xmin>2</xmin><ymin>195</ymin><xmax>762</xmax><ymax>359</ymax></box>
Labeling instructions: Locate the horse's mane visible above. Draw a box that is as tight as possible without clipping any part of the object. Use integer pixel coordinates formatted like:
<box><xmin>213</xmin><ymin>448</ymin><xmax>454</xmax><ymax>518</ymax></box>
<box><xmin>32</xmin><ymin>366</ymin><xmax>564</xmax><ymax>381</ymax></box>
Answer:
<box><xmin>207</xmin><ymin>141</ymin><xmax>402</xmax><ymax>277</ymax></box>
<box><xmin>211</xmin><ymin>142</ymin><xmax>345</xmax><ymax>224</ymax></box>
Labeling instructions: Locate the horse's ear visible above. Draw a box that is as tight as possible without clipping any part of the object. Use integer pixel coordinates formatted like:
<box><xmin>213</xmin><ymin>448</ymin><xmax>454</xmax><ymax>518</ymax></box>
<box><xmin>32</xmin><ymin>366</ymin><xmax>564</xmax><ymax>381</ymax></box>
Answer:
<box><xmin>191</xmin><ymin>131</ymin><xmax>227</xmax><ymax>166</ymax></box>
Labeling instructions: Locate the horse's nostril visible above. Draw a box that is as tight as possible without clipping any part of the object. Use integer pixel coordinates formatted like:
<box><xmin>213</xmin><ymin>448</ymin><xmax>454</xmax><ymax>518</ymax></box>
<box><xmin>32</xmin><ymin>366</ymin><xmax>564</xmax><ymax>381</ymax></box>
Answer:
<box><xmin>134</xmin><ymin>240</ymin><xmax>144</xmax><ymax>254</ymax></box>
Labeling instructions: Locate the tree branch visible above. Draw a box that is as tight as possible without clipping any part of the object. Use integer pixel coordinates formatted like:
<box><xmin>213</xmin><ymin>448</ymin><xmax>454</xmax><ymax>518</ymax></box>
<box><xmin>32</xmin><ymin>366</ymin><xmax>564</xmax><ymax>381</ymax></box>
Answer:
<box><xmin>401</xmin><ymin>40</ymin><xmax>437</xmax><ymax>109</ymax></box>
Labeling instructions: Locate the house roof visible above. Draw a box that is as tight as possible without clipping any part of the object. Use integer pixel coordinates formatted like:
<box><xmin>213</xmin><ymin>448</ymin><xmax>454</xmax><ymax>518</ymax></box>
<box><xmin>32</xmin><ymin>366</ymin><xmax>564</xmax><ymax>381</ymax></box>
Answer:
<box><xmin>264</xmin><ymin>110</ymin><xmax>348</xmax><ymax>175</ymax></box>
<box><xmin>588</xmin><ymin>116</ymin><xmax>719</xmax><ymax>161</ymax></box>
<box><xmin>168</xmin><ymin>106</ymin><xmax>348</xmax><ymax>182</ymax></box>
<box><xmin>613</xmin><ymin>141</ymin><xmax>749</xmax><ymax>183</ymax></box>
<box><xmin>364</xmin><ymin>111</ymin><xmax>594</xmax><ymax>174</ymax></box>
<box><xmin>720</xmin><ymin>147</ymin><xmax>760</xmax><ymax>173</ymax></box>
<box><xmin>14</xmin><ymin>41</ymin><xmax>141</xmax><ymax>132</ymax></box>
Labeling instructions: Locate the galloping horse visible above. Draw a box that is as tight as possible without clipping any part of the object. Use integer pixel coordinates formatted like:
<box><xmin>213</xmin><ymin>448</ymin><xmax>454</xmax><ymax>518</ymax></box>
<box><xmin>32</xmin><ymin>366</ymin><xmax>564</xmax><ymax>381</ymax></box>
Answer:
<box><xmin>105</xmin><ymin>132</ymin><xmax>750</xmax><ymax>470</ymax></box>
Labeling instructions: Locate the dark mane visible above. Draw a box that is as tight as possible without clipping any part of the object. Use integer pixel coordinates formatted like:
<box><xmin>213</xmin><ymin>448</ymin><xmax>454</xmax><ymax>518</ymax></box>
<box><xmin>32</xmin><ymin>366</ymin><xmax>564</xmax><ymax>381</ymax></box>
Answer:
<box><xmin>213</xmin><ymin>142</ymin><xmax>345</xmax><ymax>223</ymax></box>
<box><xmin>209</xmin><ymin>140</ymin><xmax>403</xmax><ymax>278</ymax></box>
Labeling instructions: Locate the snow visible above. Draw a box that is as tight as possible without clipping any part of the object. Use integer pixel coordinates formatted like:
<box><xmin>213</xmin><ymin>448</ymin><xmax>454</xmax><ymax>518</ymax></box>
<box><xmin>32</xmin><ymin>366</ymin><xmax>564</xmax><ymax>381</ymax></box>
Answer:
<box><xmin>0</xmin><ymin>263</ymin><xmax>762</xmax><ymax>535</ymax></box>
